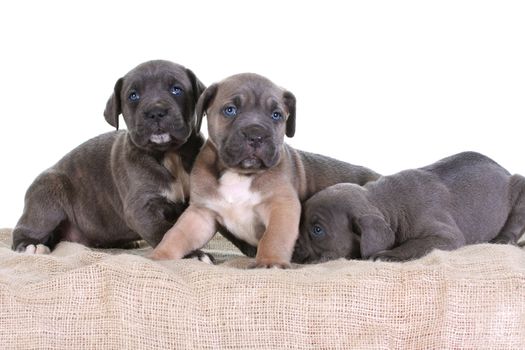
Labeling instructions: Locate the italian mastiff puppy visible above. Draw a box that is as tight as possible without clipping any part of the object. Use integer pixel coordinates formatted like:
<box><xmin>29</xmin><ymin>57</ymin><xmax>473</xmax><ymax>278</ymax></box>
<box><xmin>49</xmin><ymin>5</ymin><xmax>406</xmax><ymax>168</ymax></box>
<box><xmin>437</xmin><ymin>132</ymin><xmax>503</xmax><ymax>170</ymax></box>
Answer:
<box><xmin>294</xmin><ymin>151</ymin><xmax>525</xmax><ymax>263</ymax></box>
<box><xmin>12</xmin><ymin>60</ymin><xmax>206</xmax><ymax>254</ymax></box>
<box><xmin>149</xmin><ymin>73</ymin><xmax>380</xmax><ymax>268</ymax></box>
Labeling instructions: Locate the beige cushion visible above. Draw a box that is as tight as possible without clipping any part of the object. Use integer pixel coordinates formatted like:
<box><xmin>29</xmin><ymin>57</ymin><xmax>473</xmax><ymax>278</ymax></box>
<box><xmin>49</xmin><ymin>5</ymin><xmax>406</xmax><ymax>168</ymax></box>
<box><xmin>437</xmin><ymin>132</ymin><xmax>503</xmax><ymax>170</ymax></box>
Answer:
<box><xmin>1</xmin><ymin>228</ymin><xmax>524</xmax><ymax>349</ymax></box>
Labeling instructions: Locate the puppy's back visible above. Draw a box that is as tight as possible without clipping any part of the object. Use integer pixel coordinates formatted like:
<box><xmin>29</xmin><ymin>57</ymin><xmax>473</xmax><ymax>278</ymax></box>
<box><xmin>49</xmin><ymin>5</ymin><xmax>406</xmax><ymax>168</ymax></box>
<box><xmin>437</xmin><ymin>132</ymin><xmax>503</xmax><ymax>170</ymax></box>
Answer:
<box><xmin>294</xmin><ymin>147</ymin><xmax>380</xmax><ymax>200</ymax></box>
<box><xmin>423</xmin><ymin>151</ymin><xmax>511</xmax><ymax>244</ymax></box>
<box><xmin>422</xmin><ymin>151</ymin><xmax>510</xmax><ymax>180</ymax></box>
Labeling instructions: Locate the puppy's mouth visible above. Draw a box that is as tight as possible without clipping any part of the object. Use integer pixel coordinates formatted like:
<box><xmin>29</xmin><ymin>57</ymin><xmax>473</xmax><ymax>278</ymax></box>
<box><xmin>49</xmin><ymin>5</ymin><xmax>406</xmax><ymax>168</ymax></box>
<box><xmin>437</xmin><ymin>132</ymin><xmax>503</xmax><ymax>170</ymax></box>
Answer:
<box><xmin>149</xmin><ymin>133</ymin><xmax>172</xmax><ymax>145</ymax></box>
<box><xmin>226</xmin><ymin>153</ymin><xmax>280</xmax><ymax>172</ymax></box>
<box><xmin>220</xmin><ymin>139</ymin><xmax>282</xmax><ymax>172</ymax></box>
<box><xmin>240</xmin><ymin>156</ymin><xmax>263</xmax><ymax>169</ymax></box>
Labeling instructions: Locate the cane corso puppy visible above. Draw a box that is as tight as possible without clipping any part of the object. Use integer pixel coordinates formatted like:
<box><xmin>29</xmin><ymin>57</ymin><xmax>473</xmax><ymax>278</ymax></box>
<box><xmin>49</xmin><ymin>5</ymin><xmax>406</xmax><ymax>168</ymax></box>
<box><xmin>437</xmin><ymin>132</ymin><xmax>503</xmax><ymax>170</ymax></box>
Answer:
<box><xmin>294</xmin><ymin>152</ymin><xmax>525</xmax><ymax>263</ymax></box>
<box><xmin>12</xmin><ymin>60</ymin><xmax>206</xmax><ymax>254</ymax></box>
<box><xmin>149</xmin><ymin>73</ymin><xmax>380</xmax><ymax>268</ymax></box>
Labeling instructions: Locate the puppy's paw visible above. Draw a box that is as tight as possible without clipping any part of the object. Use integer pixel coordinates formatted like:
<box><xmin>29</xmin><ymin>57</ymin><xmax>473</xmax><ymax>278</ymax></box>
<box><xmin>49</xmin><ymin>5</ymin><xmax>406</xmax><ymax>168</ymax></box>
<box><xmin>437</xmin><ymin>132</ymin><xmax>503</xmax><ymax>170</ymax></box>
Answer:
<box><xmin>250</xmin><ymin>258</ymin><xmax>291</xmax><ymax>269</ymax></box>
<box><xmin>184</xmin><ymin>250</ymin><xmax>215</xmax><ymax>265</ymax></box>
<box><xmin>490</xmin><ymin>236</ymin><xmax>517</xmax><ymax>245</ymax></box>
<box><xmin>146</xmin><ymin>252</ymin><xmax>169</xmax><ymax>261</ymax></box>
<box><xmin>369</xmin><ymin>250</ymin><xmax>405</xmax><ymax>262</ymax></box>
<box><xmin>23</xmin><ymin>244</ymin><xmax>51</xmax><ymax>255</ymax></box>
<box><xmin>148</xmin><ymin>243</ymin><xmax>189</xmax><ymax>260</ymax></box>
<box><xmin>196</xmin><ymin>254</ymin><xmax>215</xmax><ymax>265</ymax></box>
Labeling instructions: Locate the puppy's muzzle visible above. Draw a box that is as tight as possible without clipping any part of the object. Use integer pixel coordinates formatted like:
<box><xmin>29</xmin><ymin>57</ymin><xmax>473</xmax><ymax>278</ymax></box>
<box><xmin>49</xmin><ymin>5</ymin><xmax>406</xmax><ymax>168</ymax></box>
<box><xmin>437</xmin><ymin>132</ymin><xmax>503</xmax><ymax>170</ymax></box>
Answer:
<box><xmin>146</xmin><ymin>106</ymin><xmax>172</xmax><ymax>145</ymax></box>
<box><xmin>145</xmin><ymin>107</ymin><xmax>168</xmax><ymax>121</ymax></box>
<box><xmin>238</xmin><ymin>125</ymin><xmax>272</xmax><ymax>168</ymax></box>
<box><xmin>140</xmin><ymin>100</ymin><xmax>188</xmax><ymax>146</ymax></box>
<box><xmin>242</xmin><ymin>125</ymin><xmax>270</xmax><ymax>149</ymax></box>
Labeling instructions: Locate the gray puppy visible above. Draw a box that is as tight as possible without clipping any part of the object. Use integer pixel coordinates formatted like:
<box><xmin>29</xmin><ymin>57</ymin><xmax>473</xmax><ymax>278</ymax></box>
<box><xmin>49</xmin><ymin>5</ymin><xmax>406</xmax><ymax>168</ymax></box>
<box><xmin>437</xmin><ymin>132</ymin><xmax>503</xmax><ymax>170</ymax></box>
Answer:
<box><xmin>12</xmin><ymin>60</ymin><xmax>205</xmax><ymax>254</ymax></box>
<box><xmin>293</xmin><ymin>152</ymin><xmax>525</xmax><ymax>263</ymax></box>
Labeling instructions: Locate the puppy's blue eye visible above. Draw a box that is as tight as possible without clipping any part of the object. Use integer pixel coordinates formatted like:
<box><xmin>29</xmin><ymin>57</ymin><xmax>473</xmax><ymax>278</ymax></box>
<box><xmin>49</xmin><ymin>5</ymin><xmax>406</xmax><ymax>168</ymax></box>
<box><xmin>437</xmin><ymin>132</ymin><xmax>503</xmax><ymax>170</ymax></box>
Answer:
<box><xmin>223</xmin><ymin>106</ymin><xmax>237</xmax><ymax>118</ymax></box>
<box><xmin>128</xmin><ymin>90</ymin><xmax>140</xmax><ymax>102</ymax></box>
<box><xmin>171</xmin><ymin>86</ymin><xmax>183</xmax><ymax>96</ymax></box>
<box><xmin>271</xmin><ymin>111</ymin><xmax>283</xmax><ymax>121</ymax></box>
<box><xmin>311</xmin><ymin>224</ymin><xmax>326</xmax><ymax>238</ymax></box>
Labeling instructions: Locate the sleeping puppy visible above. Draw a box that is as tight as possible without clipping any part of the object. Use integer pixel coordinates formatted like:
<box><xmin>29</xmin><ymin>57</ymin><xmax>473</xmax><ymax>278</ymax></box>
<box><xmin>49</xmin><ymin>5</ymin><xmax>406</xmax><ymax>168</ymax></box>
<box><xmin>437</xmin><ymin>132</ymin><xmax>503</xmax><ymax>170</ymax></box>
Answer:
<box><xmin>149</xmin><ymin>73</ymin><xmax>380</xmax><ymax>268</ymax></box>
<box><xmin>12</xmin><ymin>60</ymin><xmax>206</xmax><ymax>254</ymax></box>
<box><xmin>294</xmin><ymin>152</ymin><xmax>525</xmax><ymax>263</ymax></box>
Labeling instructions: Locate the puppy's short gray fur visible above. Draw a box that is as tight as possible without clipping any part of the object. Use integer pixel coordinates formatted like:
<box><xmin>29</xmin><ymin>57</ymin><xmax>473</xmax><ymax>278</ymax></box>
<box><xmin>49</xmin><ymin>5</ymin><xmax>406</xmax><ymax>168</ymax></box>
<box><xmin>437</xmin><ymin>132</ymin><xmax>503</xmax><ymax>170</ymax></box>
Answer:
<box><xmin>294</xmin><ymin>152</ymin><xmax>525</xmax><ymax>263</ymax></box>
<box><xmin>12</xmin><ymin>60</ymin><xmax>205</xmax><ymax>252</ymax></box>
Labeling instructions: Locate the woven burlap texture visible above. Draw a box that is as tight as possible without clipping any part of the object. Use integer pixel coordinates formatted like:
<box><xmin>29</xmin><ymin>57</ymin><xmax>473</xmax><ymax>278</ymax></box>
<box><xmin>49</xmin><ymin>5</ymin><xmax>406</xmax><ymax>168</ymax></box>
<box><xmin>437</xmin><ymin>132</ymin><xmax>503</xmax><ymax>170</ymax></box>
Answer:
<box><xmin>1</xmin><ymin>228</ymin><xmax>524</xmax><ymax>349</ymax></box>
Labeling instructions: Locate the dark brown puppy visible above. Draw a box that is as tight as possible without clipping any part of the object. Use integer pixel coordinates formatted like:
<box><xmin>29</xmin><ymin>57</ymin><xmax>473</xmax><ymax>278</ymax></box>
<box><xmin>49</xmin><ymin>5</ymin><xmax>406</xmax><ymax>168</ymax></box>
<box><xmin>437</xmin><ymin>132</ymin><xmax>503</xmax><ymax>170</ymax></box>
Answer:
<box><xmin>149</xmin><ymin>73</ymin><xmax>380</xmax><ymax>268</ymax></box>
<box><xmin>294</xmin><ymin>152</ymin><xmax>525</xmax><ymax>263</ymax></box>
<box><xmin>12</xmin><ymin>60</ymin><xmax>205</xmax><ymax>254</ymax></box>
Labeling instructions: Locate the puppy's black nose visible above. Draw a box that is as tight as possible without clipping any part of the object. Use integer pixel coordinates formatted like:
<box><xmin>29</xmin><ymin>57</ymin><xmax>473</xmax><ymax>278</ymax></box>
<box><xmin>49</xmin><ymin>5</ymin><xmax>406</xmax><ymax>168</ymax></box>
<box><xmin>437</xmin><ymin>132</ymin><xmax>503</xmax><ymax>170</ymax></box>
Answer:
<box><xmin>242</xmin><ymin>126</ymin><xmax>269</xmax><ymax>148</ymax></box>
<box><xmin>146</xmin><ymin>108</ymin><xmax>167</xmax><ymax>120</ymax></box>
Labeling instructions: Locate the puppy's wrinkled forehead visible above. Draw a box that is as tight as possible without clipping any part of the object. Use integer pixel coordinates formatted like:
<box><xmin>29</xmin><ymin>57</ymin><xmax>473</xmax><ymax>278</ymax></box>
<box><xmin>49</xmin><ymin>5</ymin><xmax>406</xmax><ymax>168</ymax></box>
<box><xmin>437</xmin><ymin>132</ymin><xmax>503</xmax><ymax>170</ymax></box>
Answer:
<box><xmin>122</xmin><ymin>60</ymin><xmax>191</xmax><ymax>93</ymax></box>
<box><xmin>215</xmin><ymin>73</ymin><xmax>286</xmax><ymax>108</ymax></box>
<box><xmin>308</xmin><ymin>184</ymin><xmax>369</xmax><ymax>215</ymax></box>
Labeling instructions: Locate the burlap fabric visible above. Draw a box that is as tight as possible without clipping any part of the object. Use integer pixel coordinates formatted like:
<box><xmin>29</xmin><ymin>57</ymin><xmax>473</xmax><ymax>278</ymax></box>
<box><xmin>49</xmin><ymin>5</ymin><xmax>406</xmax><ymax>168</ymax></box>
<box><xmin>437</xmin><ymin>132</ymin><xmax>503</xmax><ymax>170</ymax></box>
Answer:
<box><xmin>1</xmin><ymin>227</ymin><xmax>524</xmax><ymax>349</ymax></box>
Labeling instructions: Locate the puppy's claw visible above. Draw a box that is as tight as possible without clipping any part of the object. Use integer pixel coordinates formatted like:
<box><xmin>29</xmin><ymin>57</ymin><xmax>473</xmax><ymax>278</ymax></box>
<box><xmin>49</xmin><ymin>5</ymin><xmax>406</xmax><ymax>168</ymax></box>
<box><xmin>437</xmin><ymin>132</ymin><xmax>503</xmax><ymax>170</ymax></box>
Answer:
<box><xmin>35</xmin><ymin>244</ymin><xmax>51</xmax><ymax>254</ymax></box>
<box><xmin>23</xmin><ymin>244</ymin><xmax>51</xmax><ymax>255</ymax></box>
<box><xmin>146</xmin><ymin>251</ymin><xmax>166</xmax><ymax>260</ymax></box>
<box><xmin>250</xmin><ymin>258</ymin><xmax>291</xmax><ymax>269</ymax></box>
<box><xmin>147</xmin><ymin>247</ymin><xmax>178</xmax><ymax>261</ymax></box>
<box><xmin>24</xmin><ymin>244</ymin><xmax>36</xmax><ymax>254</ymax></box>
<box><xmin>148</xmin><ymin>250</ymin><xmax>215</xmax><ymax>265</ymax></box>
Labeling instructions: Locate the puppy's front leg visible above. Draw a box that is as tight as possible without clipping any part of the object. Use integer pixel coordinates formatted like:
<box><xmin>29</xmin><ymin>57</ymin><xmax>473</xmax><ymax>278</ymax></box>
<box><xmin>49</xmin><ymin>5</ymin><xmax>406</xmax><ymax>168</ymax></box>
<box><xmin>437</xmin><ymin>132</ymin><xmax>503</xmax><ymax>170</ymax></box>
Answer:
<box><xmin>149</xmin><ymin>205</ymin><xmax>217</xmax><ymax>260</ymax></box>
<box><xmin>124</xmin><ymin>192</ymin><xmax>187</xmax><ymax>247</ymax></box>
<box><xmin>254</xmin><ymin>196</ymin><xmax>301</xmax><ymax>268</ymax></box>
<box><xmin>371</xmin><ymin>222</ymin><xmax>465</xmax><ymax>261</ymax></box>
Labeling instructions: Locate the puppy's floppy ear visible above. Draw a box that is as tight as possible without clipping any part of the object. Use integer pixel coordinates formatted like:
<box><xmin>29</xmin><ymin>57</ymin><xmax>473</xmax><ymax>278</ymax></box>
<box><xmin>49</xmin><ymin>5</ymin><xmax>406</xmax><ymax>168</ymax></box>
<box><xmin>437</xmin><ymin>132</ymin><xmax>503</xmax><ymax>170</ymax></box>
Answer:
<box><xmin>185</xmin><ymin>68</ymin><xmax>206</xmax><ymax>106</ymax></box>
<box><xmin>195</xmin><ymin>83</ymin><xmax>218</xmax><ymax>133</ymax></box>
<box><xmin>283</xmin><ymin>90</ymin><xmax>296</xmax><ymax>137</ymax></box>
<box><xmin>104</xmin><ymin>78</ymin><xmax>123</xmax><ymax>129</ymax></box>
<box><xmin>355</xmin><ymin>214</ymin><xmax>395</xmax><ymax>258</ymax></box>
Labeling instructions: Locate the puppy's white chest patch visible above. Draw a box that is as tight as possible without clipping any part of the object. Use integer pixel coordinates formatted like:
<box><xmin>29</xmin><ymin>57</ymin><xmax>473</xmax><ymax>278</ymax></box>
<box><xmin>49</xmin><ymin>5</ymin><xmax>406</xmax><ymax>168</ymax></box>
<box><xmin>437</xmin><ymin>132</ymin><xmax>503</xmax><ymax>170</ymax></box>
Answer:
<box><xmin>207</xmin><ymin>171</ymin><xmax>263</xmax><ymax>246</ymax></box>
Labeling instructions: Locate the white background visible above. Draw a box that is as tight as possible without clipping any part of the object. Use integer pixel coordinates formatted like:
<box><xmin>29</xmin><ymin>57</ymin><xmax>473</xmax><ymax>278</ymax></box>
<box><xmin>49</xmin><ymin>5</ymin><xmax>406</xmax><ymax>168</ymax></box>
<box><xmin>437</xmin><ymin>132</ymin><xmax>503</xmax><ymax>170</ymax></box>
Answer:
<box><xmin>1</xmin><ymin>1</ymin><xmax>524</xmax><ymax>227</ymax></box>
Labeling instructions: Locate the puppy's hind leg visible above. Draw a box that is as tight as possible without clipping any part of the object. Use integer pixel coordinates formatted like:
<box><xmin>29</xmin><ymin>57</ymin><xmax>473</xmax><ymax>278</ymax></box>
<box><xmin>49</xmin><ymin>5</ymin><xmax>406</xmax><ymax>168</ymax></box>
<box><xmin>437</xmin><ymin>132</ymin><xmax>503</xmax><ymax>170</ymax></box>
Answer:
<box><xmin>12</xmin><ymin>171</ymin><xmax>71</xmax><ymax>254</ymax></box>
<box><xmin>491</xmin><ymin>174</ymin><xmax>525</xmax><ymax>245</ymax></box>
